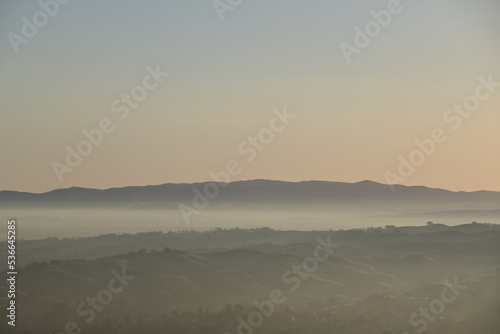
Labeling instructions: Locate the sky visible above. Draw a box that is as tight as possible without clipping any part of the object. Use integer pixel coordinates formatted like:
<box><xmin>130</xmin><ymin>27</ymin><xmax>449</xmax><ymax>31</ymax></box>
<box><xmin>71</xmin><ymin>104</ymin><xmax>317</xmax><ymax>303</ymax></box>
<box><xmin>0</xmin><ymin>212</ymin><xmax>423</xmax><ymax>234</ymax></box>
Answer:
<box><xmin>0</xmin><ymin>0</ymin><xmax>499</xmax><ymax>193</ymax></box>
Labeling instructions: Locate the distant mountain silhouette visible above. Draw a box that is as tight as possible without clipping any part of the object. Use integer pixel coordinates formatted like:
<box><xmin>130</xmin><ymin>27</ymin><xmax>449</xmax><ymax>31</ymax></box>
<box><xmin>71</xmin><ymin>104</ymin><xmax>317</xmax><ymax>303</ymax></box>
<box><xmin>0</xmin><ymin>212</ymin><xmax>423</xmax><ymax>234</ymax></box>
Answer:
<box><xmin>1</xmin><ymin>180</ymin><xmax>500</xmax><ymax>206</ymax></box>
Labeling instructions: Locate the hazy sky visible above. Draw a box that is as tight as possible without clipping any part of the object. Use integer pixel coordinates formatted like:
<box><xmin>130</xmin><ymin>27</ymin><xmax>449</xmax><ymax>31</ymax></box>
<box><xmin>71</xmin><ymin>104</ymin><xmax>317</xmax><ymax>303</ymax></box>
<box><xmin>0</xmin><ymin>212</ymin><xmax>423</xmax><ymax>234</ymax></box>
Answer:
<box><xmin>1</xmin><ymin>0</ymin><xmax>499</xmax><ymax>193</ymax></box>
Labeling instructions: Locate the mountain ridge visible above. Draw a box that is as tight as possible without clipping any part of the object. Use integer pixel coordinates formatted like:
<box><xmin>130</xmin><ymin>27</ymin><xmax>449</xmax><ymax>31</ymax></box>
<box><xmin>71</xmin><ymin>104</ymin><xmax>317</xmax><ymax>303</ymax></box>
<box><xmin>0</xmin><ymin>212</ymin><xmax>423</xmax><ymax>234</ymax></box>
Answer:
<box><xmin>1</xmin><ymin>179</ymin><xmax>500</xmax><ymax>203</ymax></box>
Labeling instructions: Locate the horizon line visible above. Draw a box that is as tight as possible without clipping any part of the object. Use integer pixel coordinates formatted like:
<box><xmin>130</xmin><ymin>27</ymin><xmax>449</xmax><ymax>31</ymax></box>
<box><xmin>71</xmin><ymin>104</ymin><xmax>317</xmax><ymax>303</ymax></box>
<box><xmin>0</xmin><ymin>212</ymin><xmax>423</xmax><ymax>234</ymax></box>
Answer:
<box><xmin>1</xmin><ymin>179</ymin><xmax>498</xmax><ymax>195</ymax></box>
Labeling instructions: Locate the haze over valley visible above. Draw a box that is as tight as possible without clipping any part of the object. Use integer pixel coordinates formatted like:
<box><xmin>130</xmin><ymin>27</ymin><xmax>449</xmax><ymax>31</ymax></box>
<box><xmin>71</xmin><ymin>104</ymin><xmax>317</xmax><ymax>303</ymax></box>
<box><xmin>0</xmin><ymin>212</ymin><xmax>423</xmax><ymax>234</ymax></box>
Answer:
<box><xmin>1</xmin><ymin>180</ymin><xmax>500</xmax><ymax>239</ymax></box>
